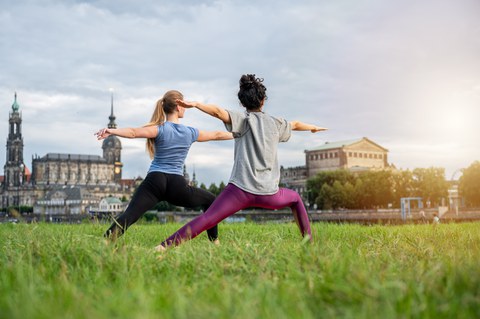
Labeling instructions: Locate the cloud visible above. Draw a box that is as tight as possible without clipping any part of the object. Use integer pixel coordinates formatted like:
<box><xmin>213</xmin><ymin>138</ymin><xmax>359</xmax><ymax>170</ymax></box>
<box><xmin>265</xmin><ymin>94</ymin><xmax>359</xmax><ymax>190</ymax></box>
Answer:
<box><xmin>1</xmin><ymin>0</ymin><xmax>479</xmax><ymax>185</ymax></box>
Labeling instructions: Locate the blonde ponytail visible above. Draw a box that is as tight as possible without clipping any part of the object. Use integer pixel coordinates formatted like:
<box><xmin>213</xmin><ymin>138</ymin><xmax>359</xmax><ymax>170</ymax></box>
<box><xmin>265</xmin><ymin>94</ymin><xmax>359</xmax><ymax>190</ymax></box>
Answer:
<box><xmin>145</xmin><ymin>98</ymin><xmax>166</xmax><ymax>159</ymax></box>
<box><xmin>144</xmin><ymin>90</ymin><xmax>183</xmax><ymax>159</ymax></box>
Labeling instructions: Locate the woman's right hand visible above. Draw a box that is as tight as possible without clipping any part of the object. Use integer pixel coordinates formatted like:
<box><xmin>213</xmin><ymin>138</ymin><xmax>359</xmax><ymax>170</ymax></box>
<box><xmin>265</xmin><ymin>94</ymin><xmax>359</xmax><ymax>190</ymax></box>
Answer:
<box><xmin>177</xmin><ymin>100</ymin><xmax>231</xmax><ymax>124</ymax></box>
<box><xmin>176</xmin><ymin>99</ymin><xmax>197</xmax><ymax>109</ymax></box>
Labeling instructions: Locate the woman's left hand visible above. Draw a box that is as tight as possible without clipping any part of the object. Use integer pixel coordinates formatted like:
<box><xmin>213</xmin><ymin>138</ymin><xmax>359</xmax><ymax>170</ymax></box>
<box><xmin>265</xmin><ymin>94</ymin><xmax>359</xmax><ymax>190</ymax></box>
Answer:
<box><xmin>94</xmin><ymin>128</ymin><xmax>110</xmax><ymax>140</ymax></box>
<box><xmin>311</xmin><ymin>126</ymin><xmax>328</xmax><ymax>133</ymax></box>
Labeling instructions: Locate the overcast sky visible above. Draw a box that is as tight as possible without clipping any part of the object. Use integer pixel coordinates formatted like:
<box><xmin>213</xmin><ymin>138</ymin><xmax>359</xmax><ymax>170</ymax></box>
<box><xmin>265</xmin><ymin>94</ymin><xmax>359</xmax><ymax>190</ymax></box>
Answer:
<box><xmin>1</xmin><ymin>0</ymin><xmax>479</xmax><ymax>185</ymax></box>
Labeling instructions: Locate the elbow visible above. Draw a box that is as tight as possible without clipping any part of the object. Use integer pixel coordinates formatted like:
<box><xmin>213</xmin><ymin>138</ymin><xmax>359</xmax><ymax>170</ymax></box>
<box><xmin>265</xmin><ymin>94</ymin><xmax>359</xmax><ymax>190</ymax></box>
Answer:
<box><xmin>212</xmin><ymin>110</ymin><xmax>223</xmax><ymax>120</ymax></box>
<box><xmin>212</xmin><ymin>108</ymin><xmax>229</xmax><ymax>123</ymax></box>
<box><xmin>216</xmin><ymin>132</ymin><xmax>232</xmax><ymax>140</ymax></box>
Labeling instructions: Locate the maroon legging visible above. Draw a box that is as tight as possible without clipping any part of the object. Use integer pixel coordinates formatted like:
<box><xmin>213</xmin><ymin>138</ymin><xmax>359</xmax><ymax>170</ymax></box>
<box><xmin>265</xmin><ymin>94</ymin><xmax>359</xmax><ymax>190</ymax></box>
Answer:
<box><xmin>161</xmin><ymin>183</ymin><xmax>312</xmax><ymax>247</ymax></box>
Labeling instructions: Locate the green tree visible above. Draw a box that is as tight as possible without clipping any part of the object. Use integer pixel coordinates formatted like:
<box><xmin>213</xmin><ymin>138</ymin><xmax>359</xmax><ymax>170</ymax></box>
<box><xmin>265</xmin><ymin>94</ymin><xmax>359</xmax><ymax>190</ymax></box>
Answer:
<box><xmin>360</xmin><ymin>170</ymin><xmax>394</xmax><ymax>208</ymax></box>
<box><xmin>412</xmin><ymin>167</ymin><xmax>449</xmax><ymax>207</ymax></box>
<box><xmin>331</xmin><ymin>180</ymin><xmax>347</xmax><ymax>209</ymax></box>
<box><xmin>208</xmin><ymin>183</ymin><xmax>219</xmax><ymax>196</ymax></box>
<box><xmin>343</xmin><ymin>181</ymin><xmax>355</xmax><ymax>209</ymax></box>
<box><xmin>307</xmin><ymin>170</ymin><xmax>355</xmax><ymax>204</ymax></box>
<box><xmin>218</xmin><ymin>181</ymin><xmax>226</xmax><ymax>193</ymax></box>
<box><xmin>309</xmin><ymin>169</ymin><xmax>394</xmax><ymax>209</ymax></box>
<box><xmin>353</xmin><ymin>178</ymin><xmax>370</xmax><ymax>209</ymax></box>
<box><xmin>316</xmin><ymin>183</ymin><xmax>334</xmax><ymax>210</ymax></box>
<box><xmin>154</xmin><ymin>201</ymin><xmax>176</xmax><ymax>211</ymax></box>
<box><xmin>391</xmin><ymin>169</ymin><xmax>414</xmax><ymax>207</ymax></box>
<box><xmin>459</xmin><ymin>161</ymin><xmax>480</xmax><ymax>207</ymax></box>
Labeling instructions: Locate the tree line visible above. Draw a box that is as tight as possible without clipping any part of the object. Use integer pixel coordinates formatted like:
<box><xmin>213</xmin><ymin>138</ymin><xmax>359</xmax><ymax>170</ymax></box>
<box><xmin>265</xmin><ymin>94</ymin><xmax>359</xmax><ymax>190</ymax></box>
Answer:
<box><xmin>155</xmin><ymin>161</ymin><xmax>480</xmax><ymax>212</ymax></box>
<box><xmin>7</xmin><ymin>161</ymin><xmax>477</xmax><ymax>215</ymax></box>
<box><xmin>305</xmin><ymin>161</ymin><xmax>480</xmax><ymax>210</ymax></box>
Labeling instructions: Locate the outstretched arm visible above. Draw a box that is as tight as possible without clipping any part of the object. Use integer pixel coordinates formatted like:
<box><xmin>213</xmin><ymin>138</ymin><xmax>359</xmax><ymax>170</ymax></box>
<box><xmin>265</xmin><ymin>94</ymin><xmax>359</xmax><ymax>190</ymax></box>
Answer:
<box><xmin>95</xmin><ymin>126</ymin><xmax>158</xmax><ymax>140</ymax></box>
<box><xmin>177</xmin><ymin>100</ymin><xmax>231</xmax><ymax>124</ymax></box>
<box><xmin>197</xmin><ymin>130</ymin><xmax>234</xmax><ymax>142</ymax></box>
<box><xmin>290</xmin><ymin>121</ymin><xmax>328</xmax><ymax>133</ymax></box>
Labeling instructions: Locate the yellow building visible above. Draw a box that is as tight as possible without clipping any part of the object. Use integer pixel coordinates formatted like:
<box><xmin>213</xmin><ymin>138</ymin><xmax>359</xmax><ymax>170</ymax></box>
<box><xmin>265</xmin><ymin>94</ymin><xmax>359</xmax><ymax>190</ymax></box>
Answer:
<box><xmin>306</xmin><ymin>137</ymin><xmax>389</xmax><ymax>178</ymax></box>
<box><xmin>280</xmin><ymin>137</ymin><xmax>390</xmax><ymax>204</ymax></box>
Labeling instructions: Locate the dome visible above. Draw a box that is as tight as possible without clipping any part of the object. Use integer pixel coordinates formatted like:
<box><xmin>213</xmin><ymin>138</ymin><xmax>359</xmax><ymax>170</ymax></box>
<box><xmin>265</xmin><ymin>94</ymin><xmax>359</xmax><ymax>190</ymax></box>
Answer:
<box><xmin>102</xmin><ymin>135</ymin><xmax>122</xmax><ymax>149</ymax></box>
<box><xmin>12</xmin><ymin>93</ymin><xmax>20</xmax><ymax>112</ymax></box>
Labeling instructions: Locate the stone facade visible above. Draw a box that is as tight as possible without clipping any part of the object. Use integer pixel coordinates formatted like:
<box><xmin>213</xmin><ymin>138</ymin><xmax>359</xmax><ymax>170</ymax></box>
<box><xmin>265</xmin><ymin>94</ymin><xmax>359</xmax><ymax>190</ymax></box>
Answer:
<box><xmin>33</xmin><ymin>186</ymin><xmax>99</xmax><ymax>215</ymax></box>
<box><xmin>306</xmin><ymin>137</ymin><xmax>388</xmax><ymax>178</ymax></box>
<box><xmin>1</xmin><ymin>93</ymin><xmax>136</xmax><ymax>214</ymax></box>
<box><xmin>31</xmin><ymin>153</ymin><xmax>114</xmax><ymax>186</ymax></box>
<box><xmin>280</xmin><ymin>137</ymin><xmax>389</xmax><ymax>202</ymax></box>
<box><xmin>280</xmin><ymin>165</ymin><xmax>308</xmax><ymax>201</ymax></box>
<box><xmin>97</xmin><ymin>196</ymin><xmax>124</xmax><ymax>214</ymax></box>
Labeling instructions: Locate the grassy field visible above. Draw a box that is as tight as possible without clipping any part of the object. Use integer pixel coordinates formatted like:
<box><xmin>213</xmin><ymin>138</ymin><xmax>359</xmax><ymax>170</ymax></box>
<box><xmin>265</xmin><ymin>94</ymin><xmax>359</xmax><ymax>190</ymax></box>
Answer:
<box><xmin>1</xmin><ymin>221</ymin><xmax>479</xmax><ymax>319</ymax></box>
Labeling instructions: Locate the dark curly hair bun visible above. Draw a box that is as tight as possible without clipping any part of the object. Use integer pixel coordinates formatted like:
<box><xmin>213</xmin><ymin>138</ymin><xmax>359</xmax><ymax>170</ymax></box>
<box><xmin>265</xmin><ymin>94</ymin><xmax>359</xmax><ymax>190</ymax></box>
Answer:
<box><xmin>239</xmin><ymin>74</ymin><xmax>263</xmax><ymax>87</ymax></box>
<box><xmin>238</xmin><ymin>74</ymin><xmax>268</xmax><ymax>110</ymax></box>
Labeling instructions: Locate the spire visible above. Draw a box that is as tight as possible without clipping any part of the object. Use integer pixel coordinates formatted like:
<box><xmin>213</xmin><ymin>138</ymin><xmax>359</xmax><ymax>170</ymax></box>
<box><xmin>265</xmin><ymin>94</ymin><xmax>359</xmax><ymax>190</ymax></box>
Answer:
<box><xmin>11</xmin><ymin>92</ymin><xmax>20</xmax><ymax>112</ymax></box>
<box><xmin>183</xmin><ymin>164</ymin><xmax>190</xmax><ymax>183</ymax></box>
<box><xmin>191</xmin><ymin>164</ymin><xmax>198</xmax><ymax>187</ymax></box>
<box><xmin>107</xmin><ymin>89</ymin><xmax>117</xmax><ymax>129</ymax></box>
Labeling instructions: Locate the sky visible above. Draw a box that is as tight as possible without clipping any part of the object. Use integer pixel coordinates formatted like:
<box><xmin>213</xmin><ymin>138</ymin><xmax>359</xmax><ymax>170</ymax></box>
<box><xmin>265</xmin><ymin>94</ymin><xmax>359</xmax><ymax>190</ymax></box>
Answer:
<box><xmin>1</xmin><ymin>0</ymin><xmax>479</xmax><ymax>185</ymax></box>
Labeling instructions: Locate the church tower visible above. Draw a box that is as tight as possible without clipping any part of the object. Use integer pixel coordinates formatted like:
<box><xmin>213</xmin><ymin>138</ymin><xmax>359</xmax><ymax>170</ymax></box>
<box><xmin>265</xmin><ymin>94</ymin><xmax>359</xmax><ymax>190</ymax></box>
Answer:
<box><xmin>3</xmin><ymin>93</ymin><xmax>26</xmax><ymax>193</ymax></box>
<box><xmin>3</xmin><ymin>92</ymin><xmax>25</xmax><ymax>189</ymax></box>
<box><xmin>101</xmin><ymin>91</ymin><xmax>123</xmax><ymax>182</ymax></box>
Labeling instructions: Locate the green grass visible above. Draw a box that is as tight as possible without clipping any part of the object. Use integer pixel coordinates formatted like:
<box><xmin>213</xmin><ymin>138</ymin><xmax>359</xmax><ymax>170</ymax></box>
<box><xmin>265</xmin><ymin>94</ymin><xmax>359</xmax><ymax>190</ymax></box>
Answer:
<box><xmin>1</xmin><ymin>221</ymin><xmax>480</xmax><ymax>319</ymax></box>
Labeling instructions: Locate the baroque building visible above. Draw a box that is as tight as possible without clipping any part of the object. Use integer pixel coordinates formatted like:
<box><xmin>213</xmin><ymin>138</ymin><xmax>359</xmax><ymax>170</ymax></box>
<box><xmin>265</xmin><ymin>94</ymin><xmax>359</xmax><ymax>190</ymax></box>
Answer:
<box><xmin>1</xmin><ymin>93</ymin><xmax>29</xmax><ymax>208</ymax></box>
<box><xmin>280</xmin><ymin>137</ymin><xmax>390</xmax><ymax>203</ymax></box>
<box><xmin>0</xmin><ymin>92</ymin><xmax>137</xmax><ymax>215</ymax></box>
<box><xmin>102</xmin><ymin>93</ymin><xmax>123</xmax><ymax>183</ymax></box>
<box><xmin>305</xmin><ymin>137</ymin><xmax>389</xmax><ymax>177</ymax></box>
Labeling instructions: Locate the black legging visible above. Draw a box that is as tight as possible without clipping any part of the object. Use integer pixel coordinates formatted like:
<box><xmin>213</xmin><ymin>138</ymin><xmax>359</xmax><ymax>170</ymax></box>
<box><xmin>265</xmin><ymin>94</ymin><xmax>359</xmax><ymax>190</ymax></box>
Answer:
<box><xmin>104</xmin><ymin>172</ymin><xmax>218</xmax><ymax>241</ymax></box>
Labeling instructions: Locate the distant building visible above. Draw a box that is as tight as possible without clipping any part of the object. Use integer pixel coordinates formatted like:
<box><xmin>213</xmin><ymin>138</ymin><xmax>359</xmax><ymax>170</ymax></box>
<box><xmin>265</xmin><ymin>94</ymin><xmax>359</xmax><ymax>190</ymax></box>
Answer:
<box><xmin>33</xmin><ymin>186</ymin><xmax>99</xmax><ymax>215</ymax></box>
<box><xmin>1</xmin><ymin>92</ymin><xmax>135</xmax><ymax>213</ymax></box>
<box><xmin>280</xmin><ymin>165</ymin><xmax>308</xmax><ymax>201</ymax></box>
<box><xmin>1</xmin><ymin>92</ymin><xmax>203</xmax><ymax>215</ymax></box>
<box><xmin>305</xmin><ymin>137</ymin><xmax>389</xmax><ymax>178</ymax></box>
<box><xmin>280</xmin><ymin>137</ymin><xmax>390</xmax><ymax>202</ymax></box>
<box><xmin>101</xmin><ymin>93</ymin><xmax>123</xmax><ymax>183</ymax></box>
<box><xmin>96</xmin><ymin>196</ymin><xmax>125</xmax><ymax>215</ymax></box>
<box><xmin>1</xmin><ymin>93</ymin><xmax>32</xmax><ymax>208</ymax></box>
<box><xmin>31</xmin><ymin>153</ymin><xmax>114</xmax><ymax>186</ymax></box>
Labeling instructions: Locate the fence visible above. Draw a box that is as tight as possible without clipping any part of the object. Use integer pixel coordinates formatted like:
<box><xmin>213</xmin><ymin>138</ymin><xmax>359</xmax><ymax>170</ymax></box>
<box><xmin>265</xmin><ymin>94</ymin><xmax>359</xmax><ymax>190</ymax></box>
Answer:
<box><xmin>1</xmin><ymin>207</ymin><xmax>480</xmax><ymax>224</ymax></box>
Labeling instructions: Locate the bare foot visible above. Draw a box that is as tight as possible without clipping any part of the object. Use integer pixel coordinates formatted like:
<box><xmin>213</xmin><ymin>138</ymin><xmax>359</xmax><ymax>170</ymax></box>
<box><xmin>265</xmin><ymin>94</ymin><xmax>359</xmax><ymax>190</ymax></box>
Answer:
<box><xmin>154</xmin><ymin>244</ymin><xmax>166</xmax><ymax>252</ymax></box>
<box><xmin>301</xmin><ymin>234</ymin><xmax>312</xmax><ymax>245</ymax></box>
<box><xmin>212</xmin><ymin>239</ymin><xmax>220</xmax><ymax>246</ymax></box>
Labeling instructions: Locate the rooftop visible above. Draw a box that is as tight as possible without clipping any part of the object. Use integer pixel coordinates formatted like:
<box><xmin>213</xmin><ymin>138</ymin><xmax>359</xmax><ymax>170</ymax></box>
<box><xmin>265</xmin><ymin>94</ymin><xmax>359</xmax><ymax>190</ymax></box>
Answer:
<box><xmin>307</xmin><ymin>138</ymin><xmax>363</xmax><ymax>151</ymax></box>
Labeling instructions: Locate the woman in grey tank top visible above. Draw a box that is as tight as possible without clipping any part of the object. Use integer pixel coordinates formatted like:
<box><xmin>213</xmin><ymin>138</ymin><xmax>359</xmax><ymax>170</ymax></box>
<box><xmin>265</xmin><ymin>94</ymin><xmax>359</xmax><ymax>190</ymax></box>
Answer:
<box><xmin>156</xmin><ymin>75</ymin><xmax>327</xmax><ymax>250</ymax></box>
